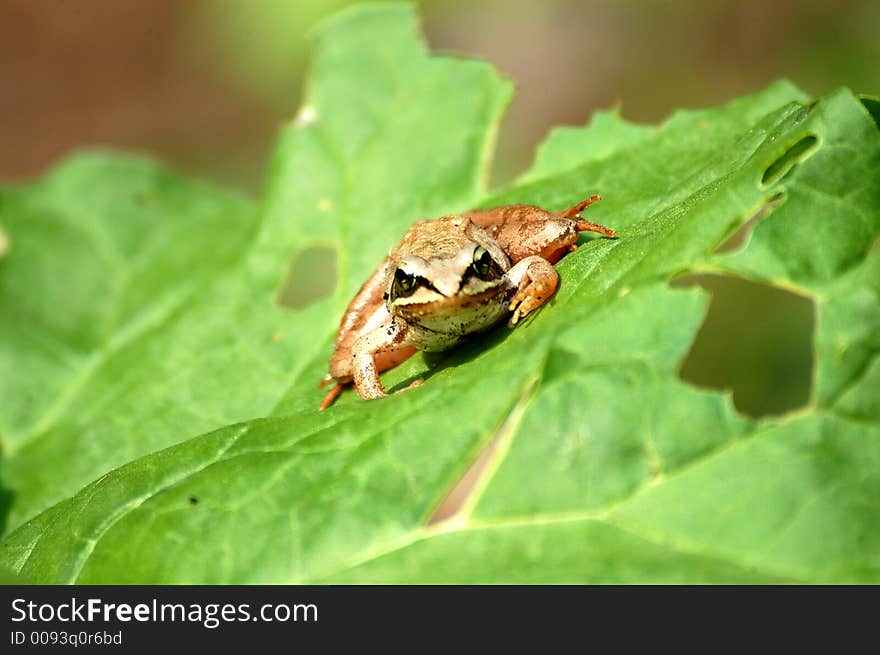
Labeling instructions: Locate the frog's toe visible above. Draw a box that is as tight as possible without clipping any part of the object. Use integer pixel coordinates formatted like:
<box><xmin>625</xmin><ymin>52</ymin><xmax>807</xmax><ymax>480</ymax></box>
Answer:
<box><xmin>394</xmin><ymin>378</ymin><xmax>424</xmax><ymax>394</ymax></box>
<box><xmin>508</xmin><ymin>288</ymin><xmax>550</xmax><ymax>327</ymax></box>
<box><xmin>508</xmin><ymin>298</ymin><xmax>531</xmax><ymax>326</ymax></box>
<box><xmin>319</xmin><ymin>382</ymin><xmax>346</xmax><ymax>410</ymax></box>
<box><xmin>508</xmin><ymin>308</ymin><xmax>522</xmax><ymax>327</ymax></box>
<box><xmin>507</xmin><ymin>294</ymin><xmax>525</xmax><ymax>326</ymax></box>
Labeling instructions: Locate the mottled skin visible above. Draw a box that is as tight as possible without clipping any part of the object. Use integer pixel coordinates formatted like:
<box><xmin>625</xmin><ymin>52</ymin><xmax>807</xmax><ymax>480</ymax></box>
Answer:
<box><xmin>319</xmin><ymin>195</ymin><xmax>614</xmax><ymax>409</ymax></box>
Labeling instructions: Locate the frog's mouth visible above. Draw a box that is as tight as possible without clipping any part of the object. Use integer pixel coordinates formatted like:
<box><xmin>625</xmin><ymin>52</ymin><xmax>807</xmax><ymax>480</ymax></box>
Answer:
<box><xmin>394</xmin><ymin>283</ymin><xmax>508</xmax><ymax>328</ymax></box>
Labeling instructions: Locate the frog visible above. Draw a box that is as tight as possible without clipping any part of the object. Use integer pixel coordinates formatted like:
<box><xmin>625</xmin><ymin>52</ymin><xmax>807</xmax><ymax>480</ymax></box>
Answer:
<box><xmin>318</xmin><ymin>195</ymin><xmax>615</xmax><ymax>409</ymax></box>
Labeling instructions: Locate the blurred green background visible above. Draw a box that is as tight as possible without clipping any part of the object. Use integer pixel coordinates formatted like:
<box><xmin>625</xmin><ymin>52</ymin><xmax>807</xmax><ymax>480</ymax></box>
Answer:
<box><xmin>2</xmin><ymin>0</ymin><xmax>876</xmax><ymax>417</ymax></box>
<box><xmin>3</xmin><ymin>0</ymin><xmax>877</xmax><ymax>188</ymax></box>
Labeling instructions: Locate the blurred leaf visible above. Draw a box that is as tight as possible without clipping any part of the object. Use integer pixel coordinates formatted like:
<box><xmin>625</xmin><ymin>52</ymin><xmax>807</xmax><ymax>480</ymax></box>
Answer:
<box><xmin>187</xmin><ymin>0</ymin><xmax>355</xmax><ymax>107</ymax></box>
<box><xmin>1</xmin><ymin>4</ymin><xmax>878</xmax><ymax>583</ymax></box>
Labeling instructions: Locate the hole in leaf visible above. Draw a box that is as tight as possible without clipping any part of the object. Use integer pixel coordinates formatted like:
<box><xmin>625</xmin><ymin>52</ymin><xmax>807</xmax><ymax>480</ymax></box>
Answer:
<box><xmin>861</xmin><ymin>96</ymin><xmax>880</xmax><ymax>132</ymax></box>
<box><xmin>673</xmin><ymin>274</ymin><xmax>814</xmax><ymax>418</ymax></box>
<box><xmin>713</xmin><ymin>192</ymin><xmax>785</xmax><ymax>254</ymax></box>
<box><xmin>276</xmin><ymin>246</ymin><xmax>337</xmax><ymax>309</ymax></box>
<box><xmin>761</xmin><ymin>135</ymin><xmax>818</xmax><ymax>186</ymax></box>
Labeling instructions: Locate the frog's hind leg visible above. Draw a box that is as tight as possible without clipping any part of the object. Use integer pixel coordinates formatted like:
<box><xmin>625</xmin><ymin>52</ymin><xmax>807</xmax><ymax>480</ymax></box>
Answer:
<box><xmin>562</xmin><ymin>195</ymin><xmax>615</xmax><ymax>238</ymax></box>
<box><xmin>561</xmin><ymin>194</ymin><xmax>601</xmax><ymax>218</ymax></box>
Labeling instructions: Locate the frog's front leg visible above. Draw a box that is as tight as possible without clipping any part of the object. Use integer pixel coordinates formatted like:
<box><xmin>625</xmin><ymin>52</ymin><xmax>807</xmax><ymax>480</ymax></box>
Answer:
<box><xmin>506</xmin><ymin>256</ymin><xmax>559</xmax><ymax>326</ymax></box>
<box><xmin>351</xmin><ymin>318</ymin><xmax>418</xmax><ymax>400</ymax></box>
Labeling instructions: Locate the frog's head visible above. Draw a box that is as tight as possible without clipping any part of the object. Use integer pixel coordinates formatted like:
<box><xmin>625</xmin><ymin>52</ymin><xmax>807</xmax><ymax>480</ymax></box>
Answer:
<box><xmin>387</xmin><ymin>238</ymin><xmax>511</xmax><ymax>336</ymax></box>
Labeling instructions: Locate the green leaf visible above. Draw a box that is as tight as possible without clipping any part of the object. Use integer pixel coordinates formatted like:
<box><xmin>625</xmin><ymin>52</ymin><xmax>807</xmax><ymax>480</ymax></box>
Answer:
<box><xmin>1</xmin><ymin>4</ymin><xmax>878</xmax><ymax>583</ymax></box>
<box><xmin>0</xmin><ymin>3</ymin><xmax>511</xmax><ymax>537</ymax></box>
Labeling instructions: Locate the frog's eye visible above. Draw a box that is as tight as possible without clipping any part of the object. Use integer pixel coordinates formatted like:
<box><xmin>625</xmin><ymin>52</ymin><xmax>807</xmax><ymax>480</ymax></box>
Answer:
<box><xmin>393</xmin><ymin>268</ymin><xmax>420</xmax><ymax>296</ymax></box>
<box><xmin>471</xmin><ymin>247</ymin><xmax>494</xmax><ymax>279</ymax></box>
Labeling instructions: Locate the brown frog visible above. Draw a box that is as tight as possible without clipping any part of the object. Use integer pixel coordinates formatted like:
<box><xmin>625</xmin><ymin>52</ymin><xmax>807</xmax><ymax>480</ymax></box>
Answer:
<box><xmin>319</xmin><ymin>195</ymin><xmax>614</xmax><ymax>409</ymax></box>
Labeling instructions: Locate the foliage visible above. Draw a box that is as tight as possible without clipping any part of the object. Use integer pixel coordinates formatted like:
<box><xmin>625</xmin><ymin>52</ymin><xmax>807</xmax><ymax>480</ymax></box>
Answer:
<box><xmin>1</xmin><ymin>4</ymin><xmax>878</xmax><ymax>583</ymax></box>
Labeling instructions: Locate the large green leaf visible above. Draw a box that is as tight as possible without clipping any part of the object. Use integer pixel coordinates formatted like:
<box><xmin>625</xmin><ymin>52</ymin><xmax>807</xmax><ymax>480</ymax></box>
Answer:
<box><xmin>0</xmin><ymin>4</ymin><xmax>510</xmax><ymax>537</ymax></box>
<box><xmin>1</xmin><ymin>4</ymin><xmax>878</xmax><ymax>583</ymax></box>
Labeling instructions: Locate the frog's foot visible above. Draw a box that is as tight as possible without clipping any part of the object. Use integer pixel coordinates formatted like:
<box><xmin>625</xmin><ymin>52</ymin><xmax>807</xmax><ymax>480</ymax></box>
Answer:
<box><xmin>509</xmin><ymin>283</ymin><xmax>552</xmax><ymax>326</ymax></box>
<box><xmin>351</xmin><ymin>318</ymin><xmax>416</xmax><ymax>401</ymax></box>
<box><xmin>507</xmin><ymin>255</ymin><xmax>559</xmax><ymax>327</ymax></box>
<box><xmin>575</xmin><ymin>218</ymin><xmax>615</xmax><ymax>239</ymax></box>
<box><xmin>562</xmin><ymin>194</ymin><xmax>601</xmax><ymax>218</ymax></box>
<box><xmin>562</xmin><ymin>195</ymin><xmax>615</xmax><ymax>238</ymax></box>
